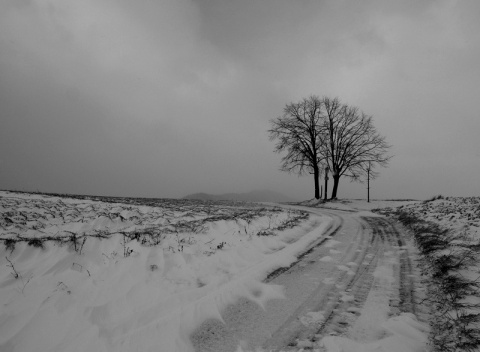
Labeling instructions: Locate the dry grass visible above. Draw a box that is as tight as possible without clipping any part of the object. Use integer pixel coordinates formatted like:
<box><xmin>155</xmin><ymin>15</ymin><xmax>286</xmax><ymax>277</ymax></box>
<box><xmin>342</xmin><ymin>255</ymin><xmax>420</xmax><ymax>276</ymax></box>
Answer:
<box><xmin>381</xmin><ymin>208</ymin><xmax>480</xmax><ymax>352</ymax></box>
<box><xmin>1</xmin><ymin>192</ymin><xmax>309</xmax><ymax>254</ymax></box>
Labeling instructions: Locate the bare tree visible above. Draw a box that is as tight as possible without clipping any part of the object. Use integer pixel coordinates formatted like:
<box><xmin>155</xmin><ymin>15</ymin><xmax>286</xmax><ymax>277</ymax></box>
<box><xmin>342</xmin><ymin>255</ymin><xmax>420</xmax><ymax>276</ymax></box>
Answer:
<box><xmin>320</xmin><ymin>97</ymin><xmax>392</xmax><ymax>199</ymax></box>
<box><xmin>268</xmin><ymin>96</ymin><xmax>325</xmax><ymax>199</ymax></box>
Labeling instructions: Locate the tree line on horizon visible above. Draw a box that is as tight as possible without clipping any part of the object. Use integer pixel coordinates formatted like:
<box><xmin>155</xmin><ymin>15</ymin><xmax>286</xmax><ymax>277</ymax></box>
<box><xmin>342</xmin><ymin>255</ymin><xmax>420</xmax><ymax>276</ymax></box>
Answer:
<box><xmin>268</xmin><ymin>96</ymin><xmax>392</xmax><ymax>200</ymax></box>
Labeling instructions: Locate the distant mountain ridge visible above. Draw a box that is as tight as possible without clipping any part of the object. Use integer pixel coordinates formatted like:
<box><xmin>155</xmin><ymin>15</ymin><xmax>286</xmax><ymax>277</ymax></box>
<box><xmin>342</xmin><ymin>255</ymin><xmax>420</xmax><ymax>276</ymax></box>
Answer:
<box><xmin>183</xmin><ymin>189</ymin><xmax>296</xmax><ymax>203</ymax></box>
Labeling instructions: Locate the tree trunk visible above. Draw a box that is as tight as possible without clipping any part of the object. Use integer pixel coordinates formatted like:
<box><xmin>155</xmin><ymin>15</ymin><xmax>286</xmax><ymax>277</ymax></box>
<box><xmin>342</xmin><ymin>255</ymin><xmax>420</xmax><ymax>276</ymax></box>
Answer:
<box><xmin>331</xmin><ymin>175</ymin><xmax>340</xmax><ymax>199</ymax></box>
<box><xmin>314</xmin><ymin>166</ymin><xmax>320</xmax><ymax>199</ymax></box>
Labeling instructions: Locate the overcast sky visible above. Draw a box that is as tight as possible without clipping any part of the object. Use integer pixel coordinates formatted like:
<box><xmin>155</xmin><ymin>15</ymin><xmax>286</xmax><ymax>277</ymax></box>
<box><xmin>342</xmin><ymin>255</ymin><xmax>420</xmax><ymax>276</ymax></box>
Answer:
<box><xmin>1</xmin><ymin>0</ymin><xmax>479</xmax><ymax>200</ymax></box>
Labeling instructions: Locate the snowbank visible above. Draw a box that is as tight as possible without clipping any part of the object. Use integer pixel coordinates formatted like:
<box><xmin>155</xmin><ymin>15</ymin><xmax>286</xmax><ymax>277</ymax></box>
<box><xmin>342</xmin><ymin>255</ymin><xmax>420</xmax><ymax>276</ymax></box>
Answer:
<box><xmin>0</xmin><ymin>191</ymin><xmax>330</xmax><ymax>352</ymax></box>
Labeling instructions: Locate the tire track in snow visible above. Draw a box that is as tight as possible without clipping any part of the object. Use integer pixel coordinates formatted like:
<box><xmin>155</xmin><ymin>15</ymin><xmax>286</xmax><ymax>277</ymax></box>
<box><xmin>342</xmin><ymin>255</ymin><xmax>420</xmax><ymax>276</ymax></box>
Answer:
<box><xmin>362</xmin><ymin>217</ymin><xmax>417</xmax><ymax>316</ymax></box>
<box><xmin>315</xmin><ymin>216</ymin><xmax>419</xmax><ymax>347</ymax></box>
<box><xmin>280</xmin><ymin>215</ymin><xmax>384</xmax><ymax>347</ymax></box>
<box><xmin>262</xmin><ymin>216</ymin><xmax>370</xmax><ymax>349</ymax></box>
<box><xmin>191</xmin><ymin>209</ymin><xmax>420</xmax><ymax>352</ymax></box>
<box><xmin>191</xmin><ymin>211</ymin><xmax>344</xmax><ymax>352</ymax></box>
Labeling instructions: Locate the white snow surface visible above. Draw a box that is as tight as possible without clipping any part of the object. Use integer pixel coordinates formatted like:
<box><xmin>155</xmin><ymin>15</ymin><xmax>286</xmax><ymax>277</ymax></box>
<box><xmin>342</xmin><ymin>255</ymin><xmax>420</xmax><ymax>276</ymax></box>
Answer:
<box><xmin>0</xmin><ymin>191</ymin><xmax>329</xmax><ymax>352</ymax></box>
<box><xmin>380</xmin><ymin>196</ymin><xmax>480</xmax><ymax>236</ymax></box>
<box><xmin>320</xmin><ymin>313</ymin><xmax>429</xmax><ymax>352</ymax></box>
<box><xmin>0</xmin><ymin>193</ymin><xmax>434</xmax><ymax>352</ymax></box>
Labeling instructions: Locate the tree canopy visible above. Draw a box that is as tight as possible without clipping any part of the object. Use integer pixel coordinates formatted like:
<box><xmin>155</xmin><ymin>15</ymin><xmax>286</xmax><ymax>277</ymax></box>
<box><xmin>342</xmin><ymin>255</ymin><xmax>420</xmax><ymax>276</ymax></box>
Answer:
<box><xmin>268</xmin><ymin>96</ymin><xmax>324</xmax><ymax>199</ymax></box>
<box><xmin>269</xmin><ymin>96</ymin><xmax>392</xmax><ymax>199</ymax></box>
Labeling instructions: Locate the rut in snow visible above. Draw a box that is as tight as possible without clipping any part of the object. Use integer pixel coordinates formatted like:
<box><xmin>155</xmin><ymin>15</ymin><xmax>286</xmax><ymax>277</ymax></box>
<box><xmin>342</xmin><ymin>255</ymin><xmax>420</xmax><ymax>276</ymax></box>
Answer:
<box><xmin>191</xmin><ymin>210</ymin><xmax>425</xmax><ymax>352</ymax></box>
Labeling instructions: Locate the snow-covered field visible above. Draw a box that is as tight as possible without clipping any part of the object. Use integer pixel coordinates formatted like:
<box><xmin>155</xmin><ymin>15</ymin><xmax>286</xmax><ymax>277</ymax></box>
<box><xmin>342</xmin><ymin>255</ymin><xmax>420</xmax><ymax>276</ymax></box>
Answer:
<box><xmin>377</xmin><ymin>196</ymin><xmax>480</xmax><ymax>233</ymax></box>
<box><xmin>5</xmin><ymin>193</ymin><xmax>475</xmax><ymax>352</ymax></box>
<box><xmin>0</xmin><ymin>191</ymin><xmax>330</xmax><ymax>352</ymax></box>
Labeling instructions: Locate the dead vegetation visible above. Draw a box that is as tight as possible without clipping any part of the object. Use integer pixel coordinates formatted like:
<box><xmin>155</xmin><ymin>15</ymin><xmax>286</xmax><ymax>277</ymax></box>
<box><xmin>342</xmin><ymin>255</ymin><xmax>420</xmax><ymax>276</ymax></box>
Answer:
<box><xmin>1</xmin><ymin>192</ymin><xmax>309</xmax><ymax>254</ymax></box>
<box><xmin>377</xmin><ymin>207</ymin><xmax>480</xmax><ymax>352</ymax></box>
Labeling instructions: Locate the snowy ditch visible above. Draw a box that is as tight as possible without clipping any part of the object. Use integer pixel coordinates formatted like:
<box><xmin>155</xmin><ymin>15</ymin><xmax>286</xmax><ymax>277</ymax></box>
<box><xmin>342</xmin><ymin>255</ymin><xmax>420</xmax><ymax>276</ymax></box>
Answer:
<box><xmin>376</xmin><ymin>196</ymin><xmax>480</xmax><ymax>352</ymax></box>
<box><xmin>0</xmin><ymin>191</ymin><xmax>331</xmax><ymax>352</ymax></box>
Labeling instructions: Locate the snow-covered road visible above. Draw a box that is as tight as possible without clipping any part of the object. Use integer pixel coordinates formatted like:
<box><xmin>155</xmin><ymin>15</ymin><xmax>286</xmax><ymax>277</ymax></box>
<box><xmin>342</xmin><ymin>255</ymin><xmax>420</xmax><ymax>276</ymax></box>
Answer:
<box><xmin>191</xmin><ymin>206</ymin><xmax>430</xmax><ymax>352</ymax></box>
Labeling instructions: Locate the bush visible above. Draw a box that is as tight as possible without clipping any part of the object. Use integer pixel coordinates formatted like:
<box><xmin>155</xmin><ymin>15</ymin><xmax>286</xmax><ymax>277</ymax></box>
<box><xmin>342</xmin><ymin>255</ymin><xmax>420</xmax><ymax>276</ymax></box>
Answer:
<box><xmin>3</xmin><ymin>238</ymin><xmax>16</xmax><ymax>252</ymax></box>
<box><xmin>27</xmin><ymin>238</ymin><xmax>44</xmax><ymax>249</ymax></box>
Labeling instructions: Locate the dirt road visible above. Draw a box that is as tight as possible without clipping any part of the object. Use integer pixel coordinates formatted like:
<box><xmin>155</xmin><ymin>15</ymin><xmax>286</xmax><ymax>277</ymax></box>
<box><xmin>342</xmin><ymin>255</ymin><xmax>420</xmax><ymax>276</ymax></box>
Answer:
<box><xmin>191</xmin><ymin>206</ymin><xmax>424</xmax><ymax>351</ymax></box>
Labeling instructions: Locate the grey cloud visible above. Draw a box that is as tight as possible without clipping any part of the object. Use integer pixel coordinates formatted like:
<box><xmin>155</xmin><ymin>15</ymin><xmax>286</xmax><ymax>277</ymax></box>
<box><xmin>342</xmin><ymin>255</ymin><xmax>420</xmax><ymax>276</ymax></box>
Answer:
<box><xmin>1</xmin><ymin>0</ymin><xmax>480</xmax><ymax>200</ymax></box>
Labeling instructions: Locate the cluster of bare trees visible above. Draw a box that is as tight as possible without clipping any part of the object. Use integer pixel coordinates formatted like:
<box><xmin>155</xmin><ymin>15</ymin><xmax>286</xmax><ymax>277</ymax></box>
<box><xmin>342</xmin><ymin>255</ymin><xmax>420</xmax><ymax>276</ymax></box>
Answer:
<box><xmin>268</xmin><ymin>96</ymin><xmax>391</xmax><ymax>200</ymax></box>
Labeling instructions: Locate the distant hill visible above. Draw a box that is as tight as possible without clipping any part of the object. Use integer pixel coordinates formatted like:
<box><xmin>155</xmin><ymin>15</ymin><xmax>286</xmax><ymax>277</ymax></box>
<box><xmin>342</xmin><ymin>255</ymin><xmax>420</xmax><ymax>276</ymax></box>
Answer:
<box><xmin>183</xmin><ymin>190</ymin><xmax>297</xmax><ymax>203</ymax></box>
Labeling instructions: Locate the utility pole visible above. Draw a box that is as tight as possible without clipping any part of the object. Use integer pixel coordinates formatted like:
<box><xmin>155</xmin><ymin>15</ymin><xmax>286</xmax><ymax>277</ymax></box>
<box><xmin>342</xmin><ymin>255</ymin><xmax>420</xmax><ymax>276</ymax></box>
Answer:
<box><xmin>367</xmin><ymin>161</ymin><xmax>371</xmax><ymax>203</ymax></box>
<box><xmin>324</xmin><ymin>167</ymin><xmax>329</xmax><ymax>201</ymax></box>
